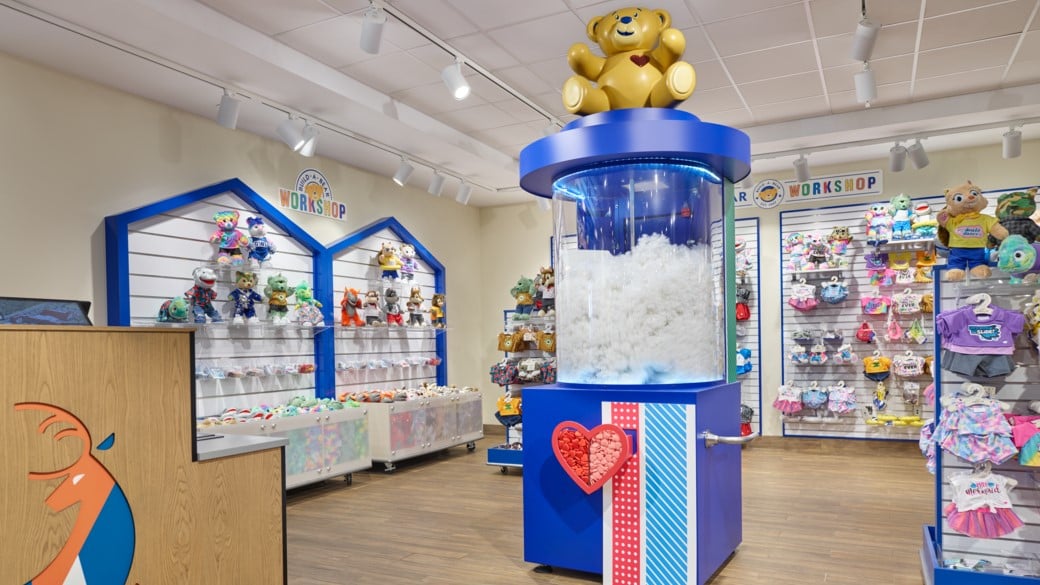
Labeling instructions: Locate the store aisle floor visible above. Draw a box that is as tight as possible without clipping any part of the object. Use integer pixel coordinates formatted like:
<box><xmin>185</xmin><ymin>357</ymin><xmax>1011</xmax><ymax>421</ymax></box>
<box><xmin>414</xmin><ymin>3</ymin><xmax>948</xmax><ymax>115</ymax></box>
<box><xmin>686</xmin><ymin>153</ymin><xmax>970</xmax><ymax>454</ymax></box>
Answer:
<box><xmin>286</xmin><ymin>436</ymin><xmax>931</xmax><ymax>584</ymax></box>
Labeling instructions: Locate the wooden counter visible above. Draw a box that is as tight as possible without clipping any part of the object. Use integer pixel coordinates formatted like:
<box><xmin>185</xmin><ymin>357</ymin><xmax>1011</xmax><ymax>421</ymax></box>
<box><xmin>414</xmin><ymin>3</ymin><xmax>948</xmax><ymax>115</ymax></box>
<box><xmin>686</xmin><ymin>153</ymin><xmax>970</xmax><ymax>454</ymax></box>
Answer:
<box><xmin>1</xmin><ymin>326</ymin><xmax>285</xmax><ymax>584</ymax></box>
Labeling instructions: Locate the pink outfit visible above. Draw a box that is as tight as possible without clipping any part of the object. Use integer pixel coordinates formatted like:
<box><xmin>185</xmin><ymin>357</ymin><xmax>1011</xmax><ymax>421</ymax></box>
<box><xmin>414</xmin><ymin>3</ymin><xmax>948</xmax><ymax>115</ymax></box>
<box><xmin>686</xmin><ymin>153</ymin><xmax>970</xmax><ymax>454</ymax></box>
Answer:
<box><xmin>944</xmin><ymin>472</ymin><xmax>1023</xmax><ymax>539</ymax></box>
<box><xmin>932</xmin><ymin>397</ymin><xmax>1017</xmax><ymax>465</ymax></box>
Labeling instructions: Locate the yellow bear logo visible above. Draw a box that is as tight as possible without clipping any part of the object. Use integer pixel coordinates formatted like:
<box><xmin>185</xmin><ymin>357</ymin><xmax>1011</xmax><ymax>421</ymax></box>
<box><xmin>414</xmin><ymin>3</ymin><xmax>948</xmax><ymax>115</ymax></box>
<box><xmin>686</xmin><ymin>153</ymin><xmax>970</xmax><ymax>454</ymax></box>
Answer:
<box><xmin>563</xmin><ymin>7</ymin><xmax>696</xmax><ymax>115</ymax></box>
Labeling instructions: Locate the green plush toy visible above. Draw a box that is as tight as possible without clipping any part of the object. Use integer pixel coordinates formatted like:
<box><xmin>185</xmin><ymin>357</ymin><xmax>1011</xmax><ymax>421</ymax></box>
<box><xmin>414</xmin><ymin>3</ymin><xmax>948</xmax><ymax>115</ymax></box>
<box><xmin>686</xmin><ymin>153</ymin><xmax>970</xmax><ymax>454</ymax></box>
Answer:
<box><xmin>988</xmin><ymin>188</ymin><xmax>1040</xmax><ymax>247</ymax></box>
<box><xmin>264</xmin><ymin>273</ymin><xmax>294</xmax><ymax>325</ymax></box>
<box><xmin>511</xmin><ymin>276</ymin><xmax>536</xmax><ymax>320</ymax></box>
<box><xmin>157</xmin><ymin>297</ymin><xmax>190</xmax><ymax>323</ymax></box>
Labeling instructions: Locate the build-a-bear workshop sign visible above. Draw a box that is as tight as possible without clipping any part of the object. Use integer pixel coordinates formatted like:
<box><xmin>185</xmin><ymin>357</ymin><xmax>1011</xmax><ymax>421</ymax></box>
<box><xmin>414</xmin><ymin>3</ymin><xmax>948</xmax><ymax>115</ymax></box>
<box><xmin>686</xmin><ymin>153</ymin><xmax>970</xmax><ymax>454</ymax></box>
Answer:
<box><xmin>278</xmin><ymin>168</ymin><xmax>347</xmax><ymax>221</ymax></box>
<box><xmin>736</xmin><ymin>170</ymin><xmax>884</xmax><ymax>209</ymax></box>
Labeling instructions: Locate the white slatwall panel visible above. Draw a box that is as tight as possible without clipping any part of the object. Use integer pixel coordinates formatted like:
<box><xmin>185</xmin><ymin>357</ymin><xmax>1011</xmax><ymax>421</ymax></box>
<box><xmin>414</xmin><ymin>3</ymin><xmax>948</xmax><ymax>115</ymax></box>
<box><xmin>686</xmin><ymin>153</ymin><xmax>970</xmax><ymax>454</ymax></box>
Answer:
<box><xmin>735</xmin><ymin>218</ymin><xmax>763</xmax><ymax>434</ymax></box>
<box><xmin>127</xmin><ymin>193</ymin><xmax>317</xmax><ymax>417</ymax></box>
<box><xmin>938</xmin><ymin>279</ymin><xmax>1040</xmax><ymax>569</ymax></box>
<box><xmin>331</xmin><ymin>228</ymin><xmax>438</xmax><ymax>398</ymax></box>
<box><xmin>779</xmin><ymin>198</ymin><xmax>943</xmax><ymax>439</ymax></box>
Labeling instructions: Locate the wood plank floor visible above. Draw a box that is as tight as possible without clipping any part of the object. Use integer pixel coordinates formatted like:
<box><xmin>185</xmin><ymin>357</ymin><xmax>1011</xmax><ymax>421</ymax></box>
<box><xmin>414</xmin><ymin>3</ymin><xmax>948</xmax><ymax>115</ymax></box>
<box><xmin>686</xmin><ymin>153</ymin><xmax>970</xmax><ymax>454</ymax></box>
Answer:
<box><xmin>286</xmin><ymin>437</ymin><xmax>933</xmax><ymax>584</ymax></box>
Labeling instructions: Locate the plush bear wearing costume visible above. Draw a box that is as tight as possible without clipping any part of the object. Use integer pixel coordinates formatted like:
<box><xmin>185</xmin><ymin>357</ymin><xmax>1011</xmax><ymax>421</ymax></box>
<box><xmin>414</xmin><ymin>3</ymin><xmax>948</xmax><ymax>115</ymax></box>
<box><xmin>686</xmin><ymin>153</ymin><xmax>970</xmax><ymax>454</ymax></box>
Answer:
<box><xmin>341</xmin><ymin>287</ymin><xmax>364</xmax><ymax>327</ymax></box>
<box><xmin>889</xmin><ymin>193</ymin><xmax>915</xmax><ymax>240</ymax></box>
<box><xmin>264</xmin><ymin>273</ymin><xmax>293</xmax><ymax>325</ymax></box>
<box><xmin>987</xmin><ymin>188</ymin><xmax>1040</xmax><ymax>247</ymax></box>
<box><xmin>246</xmin><ymin>216</ymin><xmax>276</xmax><ymax>268</ymax></box>
<box><xmin>209</xmin><ymin>210</ymin><xmax>251</xmax><ymax>266</ymax></box>
<box><xmin>563</xmin><ymin>7</ymin><xmax>696</xmax><ymax>115</ymax></box>
<box><xmin>186</xmin><ymin>266</ymin><xmax>222</xmax><ymax>323</ymax></box>
<box><xmin>511</xmin><ymin>276</ymin><xmax>537</xmax><ymax>320</ymax></box>
<box><xmin>864</xmin><ymin>202</ymin><xmax>893</xmax><ymax>245</ymax></box>
<box><xmin>936</xmin><ymin>180</ymin><xmax>1008</xmax><ymax>281</ymax></box>
<box><xmin>228</xmin><ymin>271</ymin><xmax>264</xmax><ymax>324</ymax></box>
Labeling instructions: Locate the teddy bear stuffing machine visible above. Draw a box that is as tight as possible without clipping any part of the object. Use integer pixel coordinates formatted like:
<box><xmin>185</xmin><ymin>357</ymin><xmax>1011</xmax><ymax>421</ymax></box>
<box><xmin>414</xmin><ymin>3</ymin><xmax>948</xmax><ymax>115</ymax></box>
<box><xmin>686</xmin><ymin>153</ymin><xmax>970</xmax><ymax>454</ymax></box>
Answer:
<box><xmin>516</xmin><ymin>7</ymin><xmax>754</xmax><ymax>584</ymax></box>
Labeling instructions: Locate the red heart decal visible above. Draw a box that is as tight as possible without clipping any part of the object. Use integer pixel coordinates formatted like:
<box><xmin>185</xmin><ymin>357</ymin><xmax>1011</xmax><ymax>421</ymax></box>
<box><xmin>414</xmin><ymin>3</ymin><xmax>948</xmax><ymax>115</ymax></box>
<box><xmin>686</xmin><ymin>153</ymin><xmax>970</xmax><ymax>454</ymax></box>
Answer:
<box><xmin>630</xmin><ymin>54</ymin><xmax>650</xmax><ymax>67</ymax></box>
<box><xmin>552</xmin><ymin>421</ymin><xmax>632</xmax><ymax>494</ymax></box>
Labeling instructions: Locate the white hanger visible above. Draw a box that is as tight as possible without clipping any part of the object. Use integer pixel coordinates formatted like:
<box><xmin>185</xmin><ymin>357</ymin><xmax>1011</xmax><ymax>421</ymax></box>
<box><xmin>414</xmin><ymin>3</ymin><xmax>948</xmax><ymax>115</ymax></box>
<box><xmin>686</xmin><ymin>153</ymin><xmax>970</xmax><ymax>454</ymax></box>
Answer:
<box><xmin>873</xmin><ymin>349</ymin><xmax>881</xmax><ymax>357</ymax></box>
<box><xmin>965</xmin><ymin>293</ymin><xmax>993</xmax><ymax>315</ymax></box>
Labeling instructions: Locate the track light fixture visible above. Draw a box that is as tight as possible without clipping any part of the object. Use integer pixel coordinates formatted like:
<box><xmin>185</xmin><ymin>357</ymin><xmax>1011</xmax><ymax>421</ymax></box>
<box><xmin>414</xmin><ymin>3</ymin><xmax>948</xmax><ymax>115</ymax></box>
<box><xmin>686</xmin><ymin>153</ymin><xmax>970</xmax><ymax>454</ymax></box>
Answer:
<box><xmin>455</xmin><ymin>181</ymin><xmax>472</xmax><ymax>205</ymax></box>
<box><xmin>1003</xmin><ymin>127</ymin><xmax>1022</xmax><ymax>159</ymax></box>
<box><xmin>793</xmin><ymin>154</ymin><xmax>811</xmax><ymax>182</ymax></box>
<box><xmin>854</xmin><ymin>62</ymin><xmax>877</xmax><ymax>106</ymax></box>
<box><xmin>216</xmin><ymin>90</ymin><xmax>242</xmax><ymax>129</ymax></box>
<box><xmin>907</xmin><ymin>139</ymin><xmax>929</xmax><ymax>169</ymax></box>
<box><xmin>360</xmin><ymin>2</ymin><xmax>386</xmax><ymax>55</ymax></box>
<box><xmin>889</xmin><ymin>143</ymin><xmax>907</xmax><ymax>172</ymax></box>
<box><xmin>298</xmin><ymin>123</ymin><xmax>319</xmax><ymax>157</ymax></box>
<box><xmin>276</xmin><ymin>116</ymin><xmax>306</xmax><ymax>151</ymax></box>
<box><xmin>850</xmin><ymin>19</ymin><xmax>879</xmax><ymax>62</ymax></box>
<box><xmin>393</xmin><ymin>158</ymin><xmax>415</xmax><ymax>186</ymax></box>
<box><xmin>427</xmin><ymin>172</ymin><xmax>445</xmax><ymax>196</ymax></box>
<box><xmin>441</xmin><ymin>59</ymin><xmax>471</xmax><ymax>101</ymax></box>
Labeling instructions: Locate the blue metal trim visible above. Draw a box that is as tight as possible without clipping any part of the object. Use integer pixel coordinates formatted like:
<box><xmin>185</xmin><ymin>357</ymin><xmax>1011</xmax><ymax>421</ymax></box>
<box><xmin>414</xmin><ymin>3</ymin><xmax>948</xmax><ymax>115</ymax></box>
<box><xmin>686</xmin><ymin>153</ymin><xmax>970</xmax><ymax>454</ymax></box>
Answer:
<box><xmin>554</xmin><ymin>380</ymin><xmax>727</xmax><ymax>392</ymax></box>
<box><xmin>932</xmin><ymin>268</ymin><xmax>945</xmax><ymax>550</ymax></box>
<box><xmin>104</xmin><ymin>215</ymin><xmax>131</xmax><ymax>326</ymax></box>
<box><xmin>519</xmin><ymin>109</ymin><xmax>751</xmax><ymax>197</ymax></box>
<box><xmin>735</xmin><ymin>217</ymin><xmax>763</xmax><ymax>436</ymax></box>
<box><xmin>313</xmin><ymin>249</ymin><xmax>335</xmax><ymax>398</ymax></box>
<box><xmin>327</xmin><ymin>216</ymin><xmax>448</xmax><ymax>386</ymax></box>
<box><xmin>778</xmin><ymin>216</ymin><xmax>788</xmax><ymax>438</ymax></box>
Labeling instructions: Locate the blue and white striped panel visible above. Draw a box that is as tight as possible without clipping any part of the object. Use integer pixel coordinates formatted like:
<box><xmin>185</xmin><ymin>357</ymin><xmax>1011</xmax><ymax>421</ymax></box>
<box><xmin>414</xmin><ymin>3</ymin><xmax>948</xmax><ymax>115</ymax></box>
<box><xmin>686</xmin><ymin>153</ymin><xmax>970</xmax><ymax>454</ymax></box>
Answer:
<box><xmin>643</xmin><ymin>403</ymin><xmax>696</xmax><ymax>584</ymax></box>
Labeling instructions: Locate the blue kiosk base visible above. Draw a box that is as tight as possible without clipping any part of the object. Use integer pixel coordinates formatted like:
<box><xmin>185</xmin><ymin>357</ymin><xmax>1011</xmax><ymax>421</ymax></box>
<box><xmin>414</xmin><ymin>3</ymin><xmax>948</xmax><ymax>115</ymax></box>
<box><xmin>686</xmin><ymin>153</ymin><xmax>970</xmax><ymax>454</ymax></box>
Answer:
<box><xmin>522</xmin><ymin>382</ymin><xmax>742</xmax><ymax>585</ymax></box>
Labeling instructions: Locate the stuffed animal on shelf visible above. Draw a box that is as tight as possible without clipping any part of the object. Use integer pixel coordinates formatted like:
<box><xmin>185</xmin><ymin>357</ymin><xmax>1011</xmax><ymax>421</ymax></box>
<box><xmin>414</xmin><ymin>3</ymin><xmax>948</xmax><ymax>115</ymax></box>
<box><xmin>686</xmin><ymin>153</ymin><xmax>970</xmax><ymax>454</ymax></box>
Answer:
<box><xmin>889</xmin><ymin>193</ymin><xmax>915</xmax><ymax>240</ymax></box>
<box><xmin>264</xmin><ymin>273</ymin><xmax>293</xmax><ymax>325</ymax></box>
<box><xmin>988</xmin><ymin>188</ymin><xmax>1040</xmax><ymax>248</ymax></box>
<box><xmin>828</xmin><ymin>226</ymin><xmax>854</xmax><ymax>257</ymax></box>
<box><xmin>911</xmin><ymin>203</ymin><xmax>938</xmax><ymax>239</ymax></box>
<box><xmin>363</xmin><ymin>290</ymin><xmax>383</xmax><ymax>326</ymax></box>
<box><xmin>537</xmin><ymin>266</ymin><xmax>556</xmax><ymax>316</ymax></box>
<box><xmin>186</xmin><ymin>266</ymin><xmax>222</xmax><ymax>323</ymax></box>
<box><xmin>376</xmin><ymin>241</ymin><xmax>402</xmax><ymax>282</ymax></box>
<box><xmin>228</xmin><ymin>271</ymin><xmax>264</xmax><ymax>324</ymax></box>
<box><xmin>936</xmin><ymin>180</ymin><xmax>1009</xmax><ymax>280</ymax></box>
<box><xmin>803</xmin><ymin>231</ymin><xmax>831</xmax><ymax>270</ymax></box>
<box><xmin>864</xmin><ymin>202</ymin><xmax>893</xmax><ymax>245</ymax></box>
<box><xmin>157</xmin><ymin>297</ymin><xmax>190</xmax><ymax>323</ymax></box>
<box><xmin>406</xmin><ymin>286</ymin><xmax>425</xmax><ymax>327</ymax></box>
<box><xmin>209</xmin><ymin>210</ymin><xmax>250</xmax><ymax>266</ymax></box>
<box><xmin>562</xmin><ymin>7</ymin><xmax>695</xmax><ymax>115</ymax></box>
<box><xmin>511</xmin><ymin>276</ymin><xmax>537</xmax><ymax>320</ymax></box>
<box><xmin>399</xmin><ymin>244</ymin><xmax>418</xmax><ymax>282</ymax></box>
<box><xmin>246</xmin><ymin>216</ymin><xmax>276</xmax><ymax>268</ymax></box>
<box><xmin>783</xmin><ymin>233</ymin><xmax>807</xmax><ymax>271</ymax></box>
<box><xmin>291</xmin><ymin>281</ymin><xmax>323</xmax><ymax>326</ymax></box>
<box><xmin>340</xmin><ymin>287</ymin><xmax>364</xmax><ymax>327</ymax></box>
<box><xmin>430</xmin><ymin>293</ymin><xmax>446</xmax><ymax>328</ymax></box>
<box><xmin>996</xmin><ymin>235</ymin><xmax>1040</xmax><ymax>284</ymax></box>
<box><xmin>383</xmin><ymin>288</ymin><xmax>404</xmax><ymax>327</ymax></box>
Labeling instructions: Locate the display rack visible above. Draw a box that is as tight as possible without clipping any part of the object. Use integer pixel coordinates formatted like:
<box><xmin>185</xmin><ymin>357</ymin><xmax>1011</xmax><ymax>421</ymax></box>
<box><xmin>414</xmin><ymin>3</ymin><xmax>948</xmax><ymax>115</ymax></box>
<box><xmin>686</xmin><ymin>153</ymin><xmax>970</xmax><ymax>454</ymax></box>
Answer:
<box><xmin>366</xmin><ymin>391</ymin><xmax>483</xmax><ymax>472</ymax></box>
<box><xmin>923</xmin><ymin>272</ymin><xmax>1040</xmax><ymax>582</ymax></box>
<box><xmin>735</xmin><ymin>218</ymin><xmax>763</xmax><ymax>436</ymax></box>
<box><xmin>779</xmin><ymin>197</ymin><xmax>943</xmax><ymax>440</ymax></box>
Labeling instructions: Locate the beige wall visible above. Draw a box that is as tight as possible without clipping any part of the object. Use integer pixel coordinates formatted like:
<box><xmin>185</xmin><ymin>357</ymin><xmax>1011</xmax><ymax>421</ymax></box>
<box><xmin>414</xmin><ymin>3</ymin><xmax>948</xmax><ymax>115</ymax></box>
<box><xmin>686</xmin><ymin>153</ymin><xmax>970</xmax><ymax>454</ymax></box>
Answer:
<box><xmin>0</xmin><ymin>52</ymin><xmax>484</xmax><ymax>413</ymax></box>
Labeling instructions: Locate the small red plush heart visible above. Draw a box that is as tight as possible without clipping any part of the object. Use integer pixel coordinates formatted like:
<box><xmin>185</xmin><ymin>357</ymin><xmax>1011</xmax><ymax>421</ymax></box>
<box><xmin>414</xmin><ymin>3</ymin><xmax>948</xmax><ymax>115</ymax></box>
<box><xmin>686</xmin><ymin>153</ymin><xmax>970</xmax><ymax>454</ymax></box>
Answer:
<box><xmin>630</xmin><ymin>54</ymin><xmax>650</xmax><ymax>67</ymax></box>
<box><xmin>552</xmin><ymin>421</ymin><xmax>632</xmax><ymax>494</ymax></box>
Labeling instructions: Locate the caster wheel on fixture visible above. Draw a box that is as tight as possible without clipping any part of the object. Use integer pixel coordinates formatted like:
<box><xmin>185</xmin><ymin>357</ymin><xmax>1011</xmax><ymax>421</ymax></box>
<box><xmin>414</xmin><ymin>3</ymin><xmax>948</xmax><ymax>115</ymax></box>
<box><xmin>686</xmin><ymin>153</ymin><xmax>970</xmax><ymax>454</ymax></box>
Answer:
<box><xmin>467</xmin><ymin>441</ymin><xmax>476</xmax><ymax>452</ymax></box>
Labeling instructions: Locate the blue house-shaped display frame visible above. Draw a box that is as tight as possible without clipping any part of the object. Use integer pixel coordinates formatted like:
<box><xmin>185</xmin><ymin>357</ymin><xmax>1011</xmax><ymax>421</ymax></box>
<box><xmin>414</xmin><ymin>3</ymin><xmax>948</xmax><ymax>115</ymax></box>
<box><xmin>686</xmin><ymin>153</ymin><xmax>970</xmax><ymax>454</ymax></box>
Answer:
<box><xmin>104</xmin><ymin>178</ymin><xmax>333</xmax><ymax>394</ymax></box>
<box><xmin>326</xmin><ymin>217</ymin><xmax>447</xmax><ymax>386</ymax></box>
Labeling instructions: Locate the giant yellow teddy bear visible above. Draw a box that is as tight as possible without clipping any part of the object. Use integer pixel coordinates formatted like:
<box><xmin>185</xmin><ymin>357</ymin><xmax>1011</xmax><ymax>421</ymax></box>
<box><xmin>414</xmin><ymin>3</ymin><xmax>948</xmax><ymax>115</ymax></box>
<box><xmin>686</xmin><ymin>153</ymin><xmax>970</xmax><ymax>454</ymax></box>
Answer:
<box><xmin>563</xmin><ymin>7</ymin><xmax>696</xmax><ymax>115</ymax></box>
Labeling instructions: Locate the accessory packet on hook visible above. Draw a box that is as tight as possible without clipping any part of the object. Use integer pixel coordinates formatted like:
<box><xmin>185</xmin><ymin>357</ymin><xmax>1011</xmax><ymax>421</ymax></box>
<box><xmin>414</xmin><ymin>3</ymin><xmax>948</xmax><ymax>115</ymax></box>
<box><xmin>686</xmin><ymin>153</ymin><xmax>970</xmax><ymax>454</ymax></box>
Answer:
<box><xmin>856</xmin><ymin>322</ymin><xmax>876</xmax><ymax>343</ymax></box>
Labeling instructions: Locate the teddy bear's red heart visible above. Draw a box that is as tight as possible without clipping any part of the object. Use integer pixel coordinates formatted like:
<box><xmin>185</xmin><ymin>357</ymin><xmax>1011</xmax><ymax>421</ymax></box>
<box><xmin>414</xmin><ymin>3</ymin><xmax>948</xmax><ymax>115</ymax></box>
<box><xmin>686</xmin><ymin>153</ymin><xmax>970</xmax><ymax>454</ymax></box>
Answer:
<box><xmin>552</xmin><ymin>421</ymin><xmax>632</xmax><ymax>495</ymax></box>
<box><xmin>630</xmin><ymin>54</ymin><xmax>650</xmax><ymax>67</ymax></box>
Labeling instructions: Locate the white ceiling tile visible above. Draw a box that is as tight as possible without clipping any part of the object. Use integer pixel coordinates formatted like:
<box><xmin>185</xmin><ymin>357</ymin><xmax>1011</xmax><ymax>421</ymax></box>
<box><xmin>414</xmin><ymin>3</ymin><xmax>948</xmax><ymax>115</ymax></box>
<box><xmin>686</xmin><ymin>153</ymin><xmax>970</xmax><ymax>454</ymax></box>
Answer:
<box><xmin>407</xmin><ymin>43</ymin><xmax>456</xmax><ymax>70</ymax></box>
<box><xmin>822</xmin><ymin>54</ymin><xmax>913</xmax><ymax>93</ymax></box>
<box><xmin>276</xmin><ymin>14</ymin><xmax>382</xmax><ymax>69</ymax></box>
<box><xmin>920</xmin><ymin>1</ymin><xmax>1034</xmax><ymax>50</ymax></box>
<box><xmin>385</xmin><ymin>0</ymin><xmax>479</xmax><ymax>39</ymax></box>
<box><xmin>816</xmin><ymin>21</ymin><xmax>918</xmax><ymax>67</ymax></box>
<box><xmin>323</xmin><ymin>0</ymin><xmax>371</xmax><ymax>13</ymax></box>
<box><xmin>496</xmin><ymin>62</ymin><xmax>562</xmax><ymax>96</ymax></box>
<box><xmin>532</xmin><ymin>91</ymin><xmax>570</xmax><ymax>118</ymax></box>
<box><xmin>493</xmin><ymin>12</ymin><xmax>587</xmax><ymax>64</ymax></box>
<box><xmin>472</xmin><ymin>120</ymin><xmax>543</xmax><ymax>148</ymax></box>
<box><xmin>442</xmin><ymin>0</ymin><xmax>568</xmax><ymax>29</ymax></box>
<box><xmin>810</xmin><ymin>0</ymin><xmax>922</xmax><ymax>34</ymax></box>
<box><xmin>573</xmin><ymin>1</ymin><xmax>699</xmax><ymax>30</ymax></box>
<box><xmin>697</xmin><ymin>108</ymin><xmax>757</xmax><ymax>128</ymax></box>
<box><xmin>465</xmin><ymin>73</ymin><xmax>518</xmax><ymax>104</ymax></box>
<box><xmin>924</xmin><ymin>0</ymin><xmax>1015</xmax><ymax>18</ymax></box>
<box><xmin>691</xmin><ymin>59</ymin><xmax>735</xmax><ymax>91</ymax></box>
<box><xmin>829</xmin><ymin>81</ymin><xmax>912</xmax><ymax>112</ymax></box>
<box><xmin>380</xmin><ymin>16</ymin><xmax>431</xmax><ymax>51</ymax></box>
<box><xmin>738</xmin><ymin>71</ymin><xmax>825</xmax><ymax>106</ymax></box>
<box><xmin>447</xmin><ymin>33</ymin><xmax>521</xmax><ymax>70</ymax></box>
<box><xmin>752</xmin><ymin>95</ymin><xmax>831</xmax><ymax>124</ymax></box>
<box><xmin>916</xmin><ymin>36</ymin><xmax>1019</xmax><ymax>78</ymax></box>
<box><xmin>1004</xmin><ymin>31</ymin><xmax>1040</xmax><ymax>85</ymax></box>
<box><xmin>198</xmin><ymin>0</ymin><xmax>340</xmax><ymax>36</ymax></box>
<box><xmin>341</xmin><ymin>51</ymin><xmax>441</xmax><ymax>93</ymax></box>
<box><xmin>912</xmin><ymin>66</ymin><xmax>1006</xmax><ymax>100</ymax></box>
<box><xmin>1016</xmin><ymin>25</ymin><xmax>1040</xmax><ymax>60</ymax></box>
<box><xmin>677</xmin><ymin>26</ymin><xmax>716</xmax><ymax>64</ymax></box>
<box><xmin>491</xmin><ymin>98</ymin><xmax>547</xmax><ymax>123</ymax></box>
<box><xmin>684</xmin><ymin>85</ymin><xmax>744</xmax><ymax>114</ymax></box>
<box><xmin>392</xmin><ymin>81</ymin><xmax>487</xmax><ymax>114</ymax></box>
<box><xmin>723</xmin><ymin>41</ymin><xmax>818</xmax><ymax>84</ymax></box>
<box><xmin>690</xmin><ymin>0</ymin><xmax>801</xmax><ymax>24</ymax></box>
<box><xmin>438</xmin><ymin>103</ymin><xmax>522</xmax><ymax>132</ymax></box>
<box><xmin>704</xmin><ymin>4</ymin><xmax>812</xmax><ymax>56</ymax></box>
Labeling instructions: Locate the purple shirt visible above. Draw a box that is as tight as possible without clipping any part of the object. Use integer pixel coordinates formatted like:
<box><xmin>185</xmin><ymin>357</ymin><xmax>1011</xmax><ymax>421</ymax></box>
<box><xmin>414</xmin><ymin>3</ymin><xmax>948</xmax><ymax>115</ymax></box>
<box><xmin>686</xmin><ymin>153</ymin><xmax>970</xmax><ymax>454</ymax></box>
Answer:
<box><xmin>937</xmin><ymin>305</ymin><xmax>1024</xmax><ymax>355</ymax></box>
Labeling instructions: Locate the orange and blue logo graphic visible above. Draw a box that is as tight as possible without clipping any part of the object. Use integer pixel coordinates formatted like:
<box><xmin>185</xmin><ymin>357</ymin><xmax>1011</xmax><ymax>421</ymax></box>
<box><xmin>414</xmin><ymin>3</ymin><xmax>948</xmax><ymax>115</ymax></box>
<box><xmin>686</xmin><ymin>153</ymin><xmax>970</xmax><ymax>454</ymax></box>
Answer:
<box><xmin>17</xmin><ymin>402</ymin><xmax>135</xmax><ymax>585</ymax></box>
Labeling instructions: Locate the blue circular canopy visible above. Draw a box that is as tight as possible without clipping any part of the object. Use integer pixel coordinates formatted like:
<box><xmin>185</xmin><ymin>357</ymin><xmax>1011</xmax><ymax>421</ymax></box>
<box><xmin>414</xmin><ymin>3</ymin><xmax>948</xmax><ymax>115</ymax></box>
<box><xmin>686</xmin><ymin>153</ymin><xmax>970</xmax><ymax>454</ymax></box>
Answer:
<box><xmin>519</xmin><ymin>109</ymin><xmax>751</xmax><ymax>198</ymax></box>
